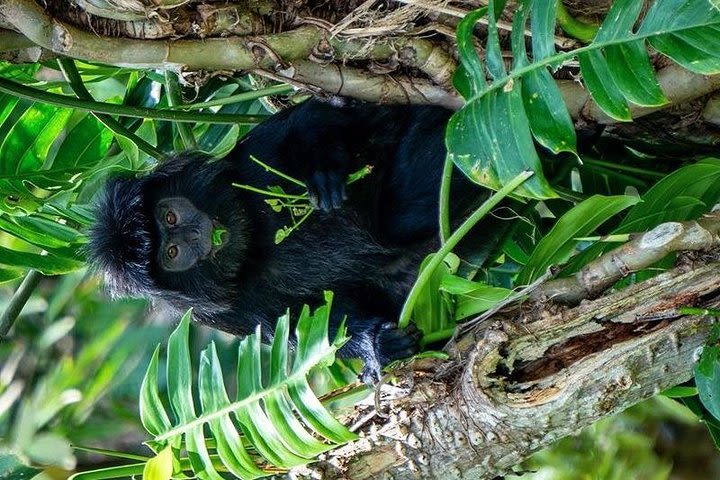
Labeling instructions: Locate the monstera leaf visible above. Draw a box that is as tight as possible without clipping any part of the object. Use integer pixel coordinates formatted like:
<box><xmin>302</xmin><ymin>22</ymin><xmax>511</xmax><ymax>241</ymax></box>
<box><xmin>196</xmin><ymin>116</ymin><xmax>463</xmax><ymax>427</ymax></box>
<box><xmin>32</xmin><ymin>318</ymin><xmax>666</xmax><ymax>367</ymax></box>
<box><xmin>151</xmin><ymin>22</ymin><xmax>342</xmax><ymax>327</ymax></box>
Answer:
<box><xmin>447</xmin><ymin>0</ymin><xmax>720</xmax><ymax>199</ymax></box>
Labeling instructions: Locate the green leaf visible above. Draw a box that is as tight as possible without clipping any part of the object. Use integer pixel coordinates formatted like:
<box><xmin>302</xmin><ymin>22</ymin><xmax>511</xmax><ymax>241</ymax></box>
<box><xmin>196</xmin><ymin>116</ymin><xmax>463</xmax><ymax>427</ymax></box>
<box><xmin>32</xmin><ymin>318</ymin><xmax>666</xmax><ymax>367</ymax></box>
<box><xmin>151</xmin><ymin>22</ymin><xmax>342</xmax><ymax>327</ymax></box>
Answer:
<box><xmin>521</xmin><ymin>69</ymin><xmax>577</xmax><ymax>155</ymax></box>
<box><xmin>0</xmin><ymin>246</ymin><xmax>82</xmax><ymax>274</ymax></box>
<box><xmin>453</xmin><ymin>286</ymin><xmax>513</xmax><ymax>321</ymax></box>
<box><xmin>695</xmin><ymin>355</ymin><xmax>720</xmax><ymax>423</ymax></box>
<box><xmin>211</xmin><ymin>227</ymin><xmax>227</xmax><ymax>246</ymax></box>
<box><xmin>447</xmin><ymin>85</ymin><xmax>557</xmax><ymax>199</ymax></box>
<box><xmin>166</xmin><ymin>313</ymin><xmax>196</xmax><ymax>424</ymax></box>
<box><xmin>604</xmin><ymin>41</ymin><xmax>667</xmax><ymax>107</ymax></box>
<box><xmin>0</xmin><ymin>267</ymin><xmax>23</xmax><ymax>284</ymax></box>
<box><xmin>143</xmin><ymin>447</ymin><xmax>173</xmax><ymax>480</ymax></box>
<box><xmin>564</xmin><ymin>159</ymin><xmax>720</xmax><ymax>274</ymax></box>
<box><xmin>412</xmin><ymin>254</ymin><xmax>455</xmax><ymax>337</ymax></box>
<box><xmin>620</xmin><ymin>159</ymin><xmax>720</xmax><ymax>232</ymax></box>
<box><xmin>578</xmin><ymin>50</ymin><xmax>631</xmax><ymax>121</ymax></box>
<box><xmin>199</xmin><ymin>344</ymin><xmax>265</xmax><ymax>479</ymax></box>
<box><xmin>0</xmin><ymin>451</ymin><xmax>40</xmax><ymax>480</ymax></box>
<box><xmin>0</xmin><ymin>103</ymin><xmax>73</xmax><ymax>175</ymax></box>
<box><xmin>699</xmin><ymin>345</ymin><xmax>720</xmax><ymax>378</ymax></box>
<box><xmin>530</xmin><ymin>0</ymin><xmax>558</xmax><ymax>61</ymax></box>
<box><xmin>0</xmin><ymin>215</ymin><xmax>82</xmax><ymax>250</ymax></box>
<box><xmin>53</xmin><ymin>114</ymin><xmax>113</xmax><ymax>172</ymax></box>
<box><xmin>518</xmin><ymin>194</ymin><xmax>640</xmax><ymax>284</ymax></box>
<box><xmin>485</xmin><ymin>0</ymin><xmax>507</xmax><ymax>80</ymax></box>
<box><xmin>186</xmin><ymin>424</ymin><xmax>224</xmax><ymax>480</ymax></box>
<box><xmin>642</xmin><ymin>1</ymin><xmax>720</xmax><ymax>75</ymax></box>
<box><xmin>139</xmin><ymin>346</ymin><xmax>172</xmax><ymax>437</ymax></box>
<box><xmin>661</xmin><ymin>386</ymin><xmax>699</xmax><ymax>398</ymax></box>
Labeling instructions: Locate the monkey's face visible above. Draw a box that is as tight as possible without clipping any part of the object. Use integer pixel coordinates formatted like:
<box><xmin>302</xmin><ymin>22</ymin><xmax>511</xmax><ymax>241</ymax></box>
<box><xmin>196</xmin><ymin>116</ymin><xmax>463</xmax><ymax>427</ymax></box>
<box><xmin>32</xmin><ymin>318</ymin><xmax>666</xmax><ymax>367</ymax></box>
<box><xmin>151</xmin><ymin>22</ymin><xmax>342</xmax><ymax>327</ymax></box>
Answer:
<box><xmin>154</xmin><ymin>196</ymin><xmax>228</xmax><ymax>272</ymax></box>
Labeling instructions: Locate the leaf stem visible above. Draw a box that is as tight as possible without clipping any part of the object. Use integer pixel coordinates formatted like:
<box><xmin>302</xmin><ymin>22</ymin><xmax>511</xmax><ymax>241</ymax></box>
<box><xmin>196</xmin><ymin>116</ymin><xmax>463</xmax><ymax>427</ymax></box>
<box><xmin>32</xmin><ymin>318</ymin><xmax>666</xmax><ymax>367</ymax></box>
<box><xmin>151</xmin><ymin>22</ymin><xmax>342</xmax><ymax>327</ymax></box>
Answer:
<box><xmin>398</xmin><ymin>171</ymin><xmax>534</xmax><ymax>328</ymax></box>
<box><xmin>174</xmin><ymin>84</ymin><xmax>294</xmax><ymax>110</ymax></box>
<box><xmin>0</xmin><ymin>269</ymin><xmax>43</xmax><ymax>338</ymax></box>
<box><xmin>439</xmin><ymin>157</ymin><xmax>453</xmax><ymax>244</ymax></box>
<box><xmin>0</xmin><ymin>76</ymin><xmax>268</xmax><ymax>125</ymax></box>
<box><xmin>232</xmin><ymin>183</ymin><xmax>306</xmax><ymax>200</ymax></box>
<box><xmin>164</xmin><ymin>70</ymin><xmax>196</xmax><ymax>149</ymax></box>
<box><xmin>582</xmin><ymin>157</ymin><xmax>666</xmax><ymax>178</ymax></box>
<box><xmin>248</xmin><ymin>155</ymin><xmax>305</xmax><ymax>187</ymax></box>
<box><xmin>57</xmin><ymin>58</ymin><xmax>163</xmax><ymax>159</ymax></box>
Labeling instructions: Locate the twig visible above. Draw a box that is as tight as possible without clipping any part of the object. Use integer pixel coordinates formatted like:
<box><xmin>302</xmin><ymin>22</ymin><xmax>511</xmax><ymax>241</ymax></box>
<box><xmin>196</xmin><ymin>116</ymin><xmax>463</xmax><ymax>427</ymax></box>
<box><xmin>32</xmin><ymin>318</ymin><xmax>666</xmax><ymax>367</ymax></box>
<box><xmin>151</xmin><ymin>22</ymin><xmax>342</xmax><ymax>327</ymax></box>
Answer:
<box><xmin>533</xmin><ymin>209</ymin><xmax>720</xmax><ymax>304</ymax></box>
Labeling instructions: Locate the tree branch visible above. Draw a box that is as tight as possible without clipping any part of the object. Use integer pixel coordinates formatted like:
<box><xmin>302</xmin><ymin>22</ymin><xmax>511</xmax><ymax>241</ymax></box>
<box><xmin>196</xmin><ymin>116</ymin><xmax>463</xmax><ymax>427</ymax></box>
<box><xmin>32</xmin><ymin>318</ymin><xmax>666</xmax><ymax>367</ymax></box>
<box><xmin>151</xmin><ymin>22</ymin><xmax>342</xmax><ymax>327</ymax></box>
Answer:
<box><xmin>2</xmin><ymin>0</ymin><xmax>719</xmax><ymax>115</ymax></box>
<box><xmin>535</xmin><ymin>209</ymin><xmax>720</xmax><ymax>303</ymax></box>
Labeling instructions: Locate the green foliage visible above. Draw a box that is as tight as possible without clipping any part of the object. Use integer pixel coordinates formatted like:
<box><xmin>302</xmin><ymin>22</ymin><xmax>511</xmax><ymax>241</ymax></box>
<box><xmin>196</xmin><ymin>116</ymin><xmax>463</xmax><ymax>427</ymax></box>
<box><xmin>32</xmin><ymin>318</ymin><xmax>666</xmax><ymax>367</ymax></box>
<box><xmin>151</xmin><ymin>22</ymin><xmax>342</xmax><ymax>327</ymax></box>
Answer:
<box><xmin>517</xmin><ymin>194</ymin><xmax>639</xmax><ymax>284</ymax></box>
<box><xmin>0</xmin><ymin>272</ymin><xmax>158</xmax><ymax>473</ymax></box>
<box><xmin>2</xmin><ymin>1</ymin><xmax>720</xmax><ymax>476</ymax></box>
<box><xmin>131</xmin><ymin>295</ymin><xmax>356</xmax><ymax>480</ymax></box>
<box><xmin>564</xmin><ymin>159</ymin><xmax>720</xmax><ymax>274</ymax></box>
<box><xmin>412</xmin><ymin>253</ymin><xmax>457</xmax><ymax>341</ymax></box>
<box><xmin>0</xmin><ymin>451</ymin><xmax>41</xmax><ymax>479</ymax></box>
<box><xmin>398</xmin><ymin>170</ymin><xmax>533</xmax><ymax>328</ymax></box>
<box><xmin>234</xmin><ymin>156</ymin><xmax>373</xmax><ymax>244</ymax></box>
<box><xmin>440</xmin><ymin>274</ymin><xmax>513</xmax><ymax>322</ymax></box>
<box><xmin>447</xmin><ymin>0</ymin><xmax>720</xmax><ymax>199</ymax></box>
<box><xmin>692</xmin><ymin>321</ymin><xmax>720</xmax><ymax>447</ymax></box>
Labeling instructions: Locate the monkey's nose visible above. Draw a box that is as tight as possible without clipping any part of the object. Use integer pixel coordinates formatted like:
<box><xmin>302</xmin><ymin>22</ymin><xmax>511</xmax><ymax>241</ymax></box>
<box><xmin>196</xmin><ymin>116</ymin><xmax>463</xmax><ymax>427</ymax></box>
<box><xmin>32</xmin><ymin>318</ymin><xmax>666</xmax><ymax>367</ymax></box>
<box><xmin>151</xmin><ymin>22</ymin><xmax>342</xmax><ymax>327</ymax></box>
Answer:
<box><xmin>170</xmin><ymin>228</ymin><xmax>200</xmax><ymax>244</ymax></box>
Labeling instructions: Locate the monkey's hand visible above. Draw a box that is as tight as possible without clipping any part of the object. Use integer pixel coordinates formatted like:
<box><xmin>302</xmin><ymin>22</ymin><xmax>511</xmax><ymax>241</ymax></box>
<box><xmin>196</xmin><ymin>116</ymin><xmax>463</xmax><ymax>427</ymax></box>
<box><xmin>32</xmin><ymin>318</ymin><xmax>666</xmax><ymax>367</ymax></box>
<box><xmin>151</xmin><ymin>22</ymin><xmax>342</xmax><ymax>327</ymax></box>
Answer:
<box><xmin>306</xmin><ymin>169</ymin><xmax>347</xmax><ymax>212</ymax></box>
<box><xmin>360</xmin><ymin>322</ymin><xmax>422</xmax><ymax>383</ymax></box>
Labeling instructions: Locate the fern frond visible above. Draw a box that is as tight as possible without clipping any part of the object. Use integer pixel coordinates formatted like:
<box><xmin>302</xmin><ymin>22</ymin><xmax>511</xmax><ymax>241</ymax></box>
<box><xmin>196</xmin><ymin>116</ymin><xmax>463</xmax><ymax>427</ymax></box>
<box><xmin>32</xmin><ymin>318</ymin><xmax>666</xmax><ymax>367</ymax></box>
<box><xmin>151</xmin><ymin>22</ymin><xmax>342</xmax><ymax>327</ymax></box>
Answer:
<box><xmin>138</xmin><ymin>292</ymin><xmax>357</xmax><ymax>480</ymax></box>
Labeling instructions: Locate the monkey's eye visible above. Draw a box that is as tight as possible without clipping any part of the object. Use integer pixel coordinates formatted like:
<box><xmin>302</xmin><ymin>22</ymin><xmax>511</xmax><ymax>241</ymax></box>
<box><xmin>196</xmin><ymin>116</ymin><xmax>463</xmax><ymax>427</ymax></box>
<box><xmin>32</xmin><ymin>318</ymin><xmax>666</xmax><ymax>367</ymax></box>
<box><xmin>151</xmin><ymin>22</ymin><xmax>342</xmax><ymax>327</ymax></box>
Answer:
<box><xmin>165</xmin><ymin>211</ymin><xmax>177</xmax><ymax>225</ymax></box>
<box><xmin>167</xmin><ymin>245</ymin><xmax>179</xmax><ymax>259</ymax></box>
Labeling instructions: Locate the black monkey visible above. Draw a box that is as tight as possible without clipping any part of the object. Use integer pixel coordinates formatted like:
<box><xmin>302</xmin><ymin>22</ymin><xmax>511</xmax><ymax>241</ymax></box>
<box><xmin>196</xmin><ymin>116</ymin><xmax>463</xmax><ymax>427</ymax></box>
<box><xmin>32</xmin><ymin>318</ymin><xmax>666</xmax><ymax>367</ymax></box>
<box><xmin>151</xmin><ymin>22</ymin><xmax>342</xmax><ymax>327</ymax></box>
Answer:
<box><xmin>88</xmin><ymin>98</ymin><xmax>479</xmax><ymax>380</ymax></box>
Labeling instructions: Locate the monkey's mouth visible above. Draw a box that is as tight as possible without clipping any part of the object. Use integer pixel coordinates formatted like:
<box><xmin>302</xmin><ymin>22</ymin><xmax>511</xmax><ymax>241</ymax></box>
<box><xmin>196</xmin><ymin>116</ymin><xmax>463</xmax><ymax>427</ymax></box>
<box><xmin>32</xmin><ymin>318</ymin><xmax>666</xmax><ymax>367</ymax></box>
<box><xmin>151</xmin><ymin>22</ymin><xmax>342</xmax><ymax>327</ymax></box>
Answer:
<box><xmin>210</xmin><ymin>219</ymin><xmax>229</xmax><ymax>254</ymax></box>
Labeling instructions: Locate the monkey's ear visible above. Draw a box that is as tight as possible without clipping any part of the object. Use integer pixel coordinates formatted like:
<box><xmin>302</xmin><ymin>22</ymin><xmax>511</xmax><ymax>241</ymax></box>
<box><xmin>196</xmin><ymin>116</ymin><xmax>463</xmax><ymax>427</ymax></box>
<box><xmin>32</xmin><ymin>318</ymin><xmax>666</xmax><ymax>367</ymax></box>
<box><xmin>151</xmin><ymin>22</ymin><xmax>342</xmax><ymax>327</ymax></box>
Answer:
<box><xmin>86</xmin><ymin>177</ymin><xmax>155</xmax><ymax>297</ymax></box>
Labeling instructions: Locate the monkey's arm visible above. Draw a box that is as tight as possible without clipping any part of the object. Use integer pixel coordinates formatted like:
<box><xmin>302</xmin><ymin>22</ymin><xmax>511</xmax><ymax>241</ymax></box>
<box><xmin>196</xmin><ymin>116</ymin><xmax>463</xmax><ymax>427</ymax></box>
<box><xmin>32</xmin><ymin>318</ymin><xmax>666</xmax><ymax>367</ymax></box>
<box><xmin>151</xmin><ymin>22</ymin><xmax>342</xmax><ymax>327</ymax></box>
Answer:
<box><xmin>237</xmin><ymin>99</ymin><xmax>406</xmax><ymax>211</ymax></box>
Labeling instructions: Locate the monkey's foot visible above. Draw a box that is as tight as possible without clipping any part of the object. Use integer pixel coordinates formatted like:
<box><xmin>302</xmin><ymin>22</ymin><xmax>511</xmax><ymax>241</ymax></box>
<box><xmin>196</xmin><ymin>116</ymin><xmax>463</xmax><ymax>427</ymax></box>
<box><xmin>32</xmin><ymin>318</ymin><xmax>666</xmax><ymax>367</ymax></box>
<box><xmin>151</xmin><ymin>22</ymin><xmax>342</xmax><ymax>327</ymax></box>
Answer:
<box><xmin>360</xmin><ymin>322</ymin><xmax>422</xmax><ymax>383</ymax></box>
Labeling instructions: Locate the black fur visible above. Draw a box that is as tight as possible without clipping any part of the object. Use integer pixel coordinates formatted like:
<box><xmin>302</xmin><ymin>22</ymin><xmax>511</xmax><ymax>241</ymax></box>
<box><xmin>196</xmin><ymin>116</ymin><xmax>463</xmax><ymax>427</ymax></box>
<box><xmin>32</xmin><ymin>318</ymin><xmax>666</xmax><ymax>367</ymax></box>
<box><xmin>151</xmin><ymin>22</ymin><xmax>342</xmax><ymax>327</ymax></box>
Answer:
<box><xmin>88</xmin><ymin>99</ymin><xmax>480</xmax><ymax>380</ymax></box>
